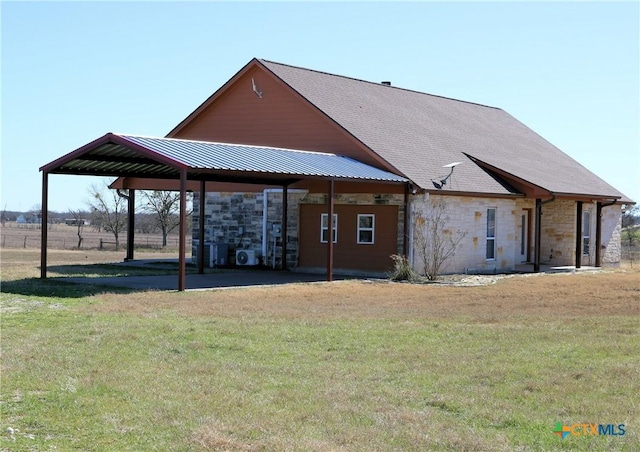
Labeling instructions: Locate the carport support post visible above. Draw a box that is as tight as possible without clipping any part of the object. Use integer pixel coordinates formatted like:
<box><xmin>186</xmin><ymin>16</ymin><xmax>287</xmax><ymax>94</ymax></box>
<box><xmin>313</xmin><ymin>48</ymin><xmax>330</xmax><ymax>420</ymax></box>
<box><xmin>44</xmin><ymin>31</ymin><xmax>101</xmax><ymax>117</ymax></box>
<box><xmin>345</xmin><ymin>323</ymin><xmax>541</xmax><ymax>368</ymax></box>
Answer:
<box><xmin>575</xmin><ymin>201</ymin><xmax>583</xmax><ymax>269</ymax></box>
<box><xmin>198</xmin><ymin>180</ymin><xmax>205</xmax><ymax>274</ymax></box>
<box><xmin>178</xmin><ymin>169</ymin><xmax>187</xmax><ymax>291</ymax></box>
<box><xmin>534</xmin><ymin>198</ymin><xmax>542</xmax><ymax>272</ymax></box>
<box><xmin>40</xmin><ymin>171</ymin><xmax>49</xmax><ymax>279</ymax></box>
<box><xmin>125</xmin><ymin>190</ymin><xmax>135</xmax><ymax>261</ymax></box>
<box><xmin>281</xmin><ymin>184</ymin><xmax>288</xmax><ymax>271</ymax></box>
<box><xmin>327</xmin><ymin>179</ymin><xmax>334</xmax><ymax>282</ymax></box>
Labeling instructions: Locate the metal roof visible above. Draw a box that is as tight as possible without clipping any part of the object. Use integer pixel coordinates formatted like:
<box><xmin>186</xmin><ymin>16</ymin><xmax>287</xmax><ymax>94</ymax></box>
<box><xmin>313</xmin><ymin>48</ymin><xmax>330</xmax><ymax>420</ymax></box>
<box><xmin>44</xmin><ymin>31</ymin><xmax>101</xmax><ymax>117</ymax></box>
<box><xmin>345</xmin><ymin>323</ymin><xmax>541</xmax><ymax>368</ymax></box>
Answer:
<box><xmin>40</xmin><ymin>133</ymin><xmax>408</xmax><ymax>185</ymax></box>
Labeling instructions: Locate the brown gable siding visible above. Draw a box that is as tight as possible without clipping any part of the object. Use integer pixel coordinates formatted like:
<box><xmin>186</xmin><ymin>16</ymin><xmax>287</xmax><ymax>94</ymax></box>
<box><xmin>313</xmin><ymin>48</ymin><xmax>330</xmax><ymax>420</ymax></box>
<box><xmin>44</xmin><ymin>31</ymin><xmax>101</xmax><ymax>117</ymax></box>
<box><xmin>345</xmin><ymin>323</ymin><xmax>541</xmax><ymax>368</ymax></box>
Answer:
<box><xmin>171</xmin><ymin>65</ymin><xmax>388</xmax><ymax>170</ymax></box>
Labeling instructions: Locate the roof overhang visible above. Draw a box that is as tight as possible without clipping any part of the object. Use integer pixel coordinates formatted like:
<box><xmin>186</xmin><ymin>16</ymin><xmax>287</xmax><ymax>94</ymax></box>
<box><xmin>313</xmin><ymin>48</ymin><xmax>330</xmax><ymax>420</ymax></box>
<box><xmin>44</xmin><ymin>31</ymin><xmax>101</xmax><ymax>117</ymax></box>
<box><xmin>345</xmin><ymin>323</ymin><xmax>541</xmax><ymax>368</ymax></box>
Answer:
<box><xmin>40</xmin><ymin>133</ymin><xmax>408</xmax><ymax>187</ymax></box>
<box><xmin>464</xmin><ymin>153</ymin><xmax>623</xmax><ymax>202</ymax></box>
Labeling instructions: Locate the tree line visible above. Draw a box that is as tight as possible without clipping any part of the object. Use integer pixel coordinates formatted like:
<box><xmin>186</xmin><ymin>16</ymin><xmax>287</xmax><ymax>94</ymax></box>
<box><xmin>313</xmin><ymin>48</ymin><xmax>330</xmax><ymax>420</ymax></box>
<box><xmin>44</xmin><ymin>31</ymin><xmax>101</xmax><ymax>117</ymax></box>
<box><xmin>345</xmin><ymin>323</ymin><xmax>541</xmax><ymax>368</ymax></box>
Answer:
<box><xmin>2</xmin><ymin>182</ymin><xmax>192</xmax><ymax>251</ymax></box>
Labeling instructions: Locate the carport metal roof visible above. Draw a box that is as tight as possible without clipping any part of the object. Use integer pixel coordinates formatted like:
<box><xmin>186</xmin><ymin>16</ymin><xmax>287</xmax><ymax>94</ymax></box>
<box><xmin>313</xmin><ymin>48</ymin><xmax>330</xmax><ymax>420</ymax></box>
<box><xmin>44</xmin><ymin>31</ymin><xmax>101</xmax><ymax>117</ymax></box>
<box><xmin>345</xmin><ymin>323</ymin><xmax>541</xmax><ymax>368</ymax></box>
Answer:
<box><xmin>40</xmin><ymin>132</ymin><xmax>408</xmax><ymax>291</ymax></box>
<box><xmin>40</xmin><ymin>133</ymin><xmax>407</xmax><ymax>184</ymax></box>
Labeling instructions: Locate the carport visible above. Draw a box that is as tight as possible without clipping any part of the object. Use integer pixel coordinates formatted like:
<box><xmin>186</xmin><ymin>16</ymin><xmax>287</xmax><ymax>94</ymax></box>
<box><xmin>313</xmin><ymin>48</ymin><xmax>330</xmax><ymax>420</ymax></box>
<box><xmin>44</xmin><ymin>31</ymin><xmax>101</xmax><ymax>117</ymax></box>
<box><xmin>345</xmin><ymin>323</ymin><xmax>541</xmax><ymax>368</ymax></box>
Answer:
<box><xmin>40</xmin><ymin>133</ymin><xmax>407</xmax><ymax>290</ymax></box>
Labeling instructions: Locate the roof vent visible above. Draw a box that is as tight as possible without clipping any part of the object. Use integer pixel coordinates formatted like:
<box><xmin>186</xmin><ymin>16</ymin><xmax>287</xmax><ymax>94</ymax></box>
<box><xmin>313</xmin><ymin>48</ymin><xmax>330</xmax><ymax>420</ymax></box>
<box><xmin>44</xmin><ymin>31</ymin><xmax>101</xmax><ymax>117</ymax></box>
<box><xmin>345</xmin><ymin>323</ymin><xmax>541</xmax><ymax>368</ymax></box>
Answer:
<box><xmin>381</xmin><ymin>81</ymin><xmax>391</xmax><ymax>86</ymax></box>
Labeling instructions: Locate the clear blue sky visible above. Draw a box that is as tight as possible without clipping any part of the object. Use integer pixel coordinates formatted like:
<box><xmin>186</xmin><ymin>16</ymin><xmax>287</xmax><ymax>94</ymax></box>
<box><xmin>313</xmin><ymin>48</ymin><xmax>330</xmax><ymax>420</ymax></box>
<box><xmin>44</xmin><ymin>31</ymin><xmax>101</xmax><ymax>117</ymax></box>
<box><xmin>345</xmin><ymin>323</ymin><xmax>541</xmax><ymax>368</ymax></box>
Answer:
<box><xmin>2</xmin><ymin>1</ymin><xmax>638</xmax><ymax>213</ymax></box>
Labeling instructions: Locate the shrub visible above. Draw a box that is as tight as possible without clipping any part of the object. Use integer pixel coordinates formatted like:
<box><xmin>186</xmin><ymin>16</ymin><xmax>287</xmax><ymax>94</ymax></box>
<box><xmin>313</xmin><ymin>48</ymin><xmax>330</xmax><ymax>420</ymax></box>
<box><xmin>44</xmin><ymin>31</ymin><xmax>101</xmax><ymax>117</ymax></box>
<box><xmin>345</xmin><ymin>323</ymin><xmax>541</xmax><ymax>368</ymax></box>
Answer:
<box><xmin>388</xmin><ymin>254</ymin><xmax>419</xmax><ymax>282</ymax></box>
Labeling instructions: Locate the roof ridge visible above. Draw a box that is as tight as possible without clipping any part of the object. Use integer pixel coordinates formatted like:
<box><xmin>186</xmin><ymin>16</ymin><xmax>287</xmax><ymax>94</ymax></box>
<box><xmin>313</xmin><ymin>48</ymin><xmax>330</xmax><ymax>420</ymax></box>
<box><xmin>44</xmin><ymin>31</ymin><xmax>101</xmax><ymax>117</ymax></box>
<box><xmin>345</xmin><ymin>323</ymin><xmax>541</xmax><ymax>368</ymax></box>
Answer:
<box><xmin>258</xmin><ymin>58</ymin><xmax>502</xmax><ymax>111</ymax></box>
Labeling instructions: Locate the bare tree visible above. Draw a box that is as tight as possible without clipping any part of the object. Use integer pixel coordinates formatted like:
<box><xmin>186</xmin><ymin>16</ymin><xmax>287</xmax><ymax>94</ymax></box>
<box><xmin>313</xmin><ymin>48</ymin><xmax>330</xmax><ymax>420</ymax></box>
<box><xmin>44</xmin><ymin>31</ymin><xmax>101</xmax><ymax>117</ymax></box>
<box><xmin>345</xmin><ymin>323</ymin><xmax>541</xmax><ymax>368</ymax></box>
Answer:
<box><xmin>67</xmin><ymin>209</ymin><xmax>89</xmax><ymax>249</ymax></box>
<box><xmin>141</xmin><ymin>190</ymin><xmax>190</xmax><ymax>247</ymax></box>
<box><xmin>412</xmin><ymin>196</ymin><xmax>467</xmax><ymax>280</ymax></box>
<box><xmin>87</xmin><ymin>183</ymin><xmax>128</xmax><ymax>251</ymax></box>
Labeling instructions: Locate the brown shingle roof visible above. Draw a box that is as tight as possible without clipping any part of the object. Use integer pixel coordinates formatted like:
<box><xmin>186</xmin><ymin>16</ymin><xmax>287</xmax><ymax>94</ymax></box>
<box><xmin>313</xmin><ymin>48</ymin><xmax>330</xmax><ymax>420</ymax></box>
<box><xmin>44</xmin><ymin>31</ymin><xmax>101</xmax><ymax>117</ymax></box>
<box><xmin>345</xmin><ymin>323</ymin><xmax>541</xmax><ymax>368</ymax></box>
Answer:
<box><xmin>260</xmin><ymin>59</ymin><xmax>630</xmax><ymax>201</ymax></box>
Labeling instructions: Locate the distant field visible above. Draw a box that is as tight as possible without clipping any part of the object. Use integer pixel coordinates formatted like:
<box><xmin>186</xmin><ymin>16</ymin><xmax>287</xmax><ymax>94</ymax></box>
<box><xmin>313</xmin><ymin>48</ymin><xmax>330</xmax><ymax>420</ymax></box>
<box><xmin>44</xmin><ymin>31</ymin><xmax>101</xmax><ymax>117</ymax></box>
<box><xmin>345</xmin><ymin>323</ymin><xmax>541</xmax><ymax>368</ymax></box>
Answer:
<box><xmin>0</xmin><ymin>222</ymin><xmax>191</xmax><ymax>251</ymax></box>
<box><xmin>1</xmin><ymin>249</ymin><xmax>639</xmax><ymax>450</ymax></box>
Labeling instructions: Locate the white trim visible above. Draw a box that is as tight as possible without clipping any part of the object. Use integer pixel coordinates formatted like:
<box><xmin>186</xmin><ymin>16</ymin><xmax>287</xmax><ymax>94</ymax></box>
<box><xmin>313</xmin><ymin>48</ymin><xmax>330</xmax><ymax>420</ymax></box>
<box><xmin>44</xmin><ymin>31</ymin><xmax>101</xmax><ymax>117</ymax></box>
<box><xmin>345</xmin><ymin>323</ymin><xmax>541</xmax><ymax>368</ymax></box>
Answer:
<box><xmin>357</xmin><ymin>214</ymin><xmax>375</xmax><ymax>244</ymax></box>
<box><xmin>486</xmin><ymin>207</ymin><xmax>496</xmax><ymax>260</ymax></box>
<box><xmin>320</xmin><ymin>213</ymin><xmax>338</xmax><ymax>243</ymax></box>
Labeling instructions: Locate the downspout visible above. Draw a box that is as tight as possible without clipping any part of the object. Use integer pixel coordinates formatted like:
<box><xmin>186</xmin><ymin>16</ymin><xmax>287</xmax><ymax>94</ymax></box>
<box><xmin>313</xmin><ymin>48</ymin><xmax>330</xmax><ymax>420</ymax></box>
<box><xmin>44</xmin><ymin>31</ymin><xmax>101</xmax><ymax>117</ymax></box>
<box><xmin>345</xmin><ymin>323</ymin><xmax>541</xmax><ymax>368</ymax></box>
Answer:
<box><xmin>262</xmin><ymin>188</ymin><xmax>307</xmax><ymax>268</ymax></box>
<box><xmin>262</xmin><ymin>189</ymin><xmax>279</xmax><ymax>265</ymax></box>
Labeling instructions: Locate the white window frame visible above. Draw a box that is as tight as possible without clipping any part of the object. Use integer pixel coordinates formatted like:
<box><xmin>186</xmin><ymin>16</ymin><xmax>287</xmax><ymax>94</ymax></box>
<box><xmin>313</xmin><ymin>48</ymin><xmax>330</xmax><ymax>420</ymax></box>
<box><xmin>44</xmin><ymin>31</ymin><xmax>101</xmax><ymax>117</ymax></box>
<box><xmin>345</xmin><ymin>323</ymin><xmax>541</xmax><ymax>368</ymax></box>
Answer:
<box><xmin>486</xmin><ymin>208</ymin><xmax>496</xmax><ymax>260</ymax></box>
<box><xmin>320</xmin><ymin>213</ymin><xmax>338</xmax><ymax>243</ymax></box>
<box><xmin>582</xmin><ymin>211</ymin><xmax>591</xmax><ymax>255</ymax></box>
<box><xmin>357</xmin><ymin>214</ymin><xmax>375</xmax><ymax>245</ymax></box>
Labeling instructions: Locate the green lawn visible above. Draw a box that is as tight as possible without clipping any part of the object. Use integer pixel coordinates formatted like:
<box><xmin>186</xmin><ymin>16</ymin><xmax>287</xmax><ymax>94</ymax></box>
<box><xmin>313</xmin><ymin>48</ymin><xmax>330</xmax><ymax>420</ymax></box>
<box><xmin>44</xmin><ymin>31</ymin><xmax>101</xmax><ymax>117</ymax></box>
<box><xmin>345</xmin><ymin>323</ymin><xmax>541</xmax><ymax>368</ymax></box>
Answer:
<box><xmin>1</xmin><ymin>250</ymin><xmax>638</xmax><ymax>450</ymax></box>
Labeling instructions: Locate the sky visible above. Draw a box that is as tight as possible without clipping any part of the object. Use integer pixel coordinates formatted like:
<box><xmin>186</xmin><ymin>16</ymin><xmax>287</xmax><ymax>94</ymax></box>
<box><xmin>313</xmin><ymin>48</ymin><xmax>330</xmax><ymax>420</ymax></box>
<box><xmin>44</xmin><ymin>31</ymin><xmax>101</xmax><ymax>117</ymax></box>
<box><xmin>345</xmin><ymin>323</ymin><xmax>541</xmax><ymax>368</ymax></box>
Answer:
<box><xmin>1</xmin><ymin>1</ymin><xmax>638</xmax><ymax>213</ymax></box>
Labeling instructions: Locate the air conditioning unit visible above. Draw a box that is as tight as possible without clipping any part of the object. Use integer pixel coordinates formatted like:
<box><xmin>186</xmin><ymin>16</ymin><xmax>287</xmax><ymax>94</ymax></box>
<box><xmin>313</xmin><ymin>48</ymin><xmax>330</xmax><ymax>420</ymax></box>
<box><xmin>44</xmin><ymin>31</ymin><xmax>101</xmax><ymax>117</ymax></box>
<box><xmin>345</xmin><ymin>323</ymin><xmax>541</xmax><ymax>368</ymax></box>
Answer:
<box><xmin>236</xmin><ymin>249</ymin><xmax>258</xmax><ymax>266</ymax></box>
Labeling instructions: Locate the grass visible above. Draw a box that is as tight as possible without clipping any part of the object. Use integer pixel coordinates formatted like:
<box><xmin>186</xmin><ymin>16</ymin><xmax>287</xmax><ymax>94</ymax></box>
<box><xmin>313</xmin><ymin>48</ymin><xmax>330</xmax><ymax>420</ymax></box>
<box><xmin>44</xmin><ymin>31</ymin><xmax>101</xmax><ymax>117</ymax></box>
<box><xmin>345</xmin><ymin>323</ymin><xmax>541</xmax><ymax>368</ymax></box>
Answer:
<box><xmin>1</xmin><ymin>249</ymin><xmax>639</xmax><ymax>450</ymax></box>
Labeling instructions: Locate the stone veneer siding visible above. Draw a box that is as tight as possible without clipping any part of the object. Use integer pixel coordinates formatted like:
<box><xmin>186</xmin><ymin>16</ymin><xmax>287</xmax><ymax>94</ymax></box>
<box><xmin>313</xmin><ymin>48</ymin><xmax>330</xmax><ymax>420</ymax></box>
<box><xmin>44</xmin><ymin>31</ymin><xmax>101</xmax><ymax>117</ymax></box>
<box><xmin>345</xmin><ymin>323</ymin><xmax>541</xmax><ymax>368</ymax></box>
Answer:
<box><xmin>193</xmin><ymin>191</ymin><xmax>405</xmax><ymax>270</ymax></box>
<box><xmin>540</xmin><ymin>200</ymin><xmax>622</xmax><ymax>267</ymax></box>
<box><xmin>410</xmin><ymin>194</ymin><xmax>535</xmax><ymax>274</ymax></box>
<box><xmin>193</xmin><ymin>191</ymin><xmax>623</xmax><ymax>272</ymax></box>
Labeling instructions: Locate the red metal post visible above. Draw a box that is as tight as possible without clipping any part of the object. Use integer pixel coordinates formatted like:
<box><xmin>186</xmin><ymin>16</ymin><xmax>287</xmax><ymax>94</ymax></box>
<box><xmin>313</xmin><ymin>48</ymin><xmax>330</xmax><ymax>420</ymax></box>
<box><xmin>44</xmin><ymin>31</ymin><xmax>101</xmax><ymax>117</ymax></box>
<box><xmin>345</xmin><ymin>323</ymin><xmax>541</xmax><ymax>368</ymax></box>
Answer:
<box><xmin>198</xmin><ymin>180</ymin><xmax>205</xmax><ymax>274</ymax></box>
<box><xmin>282</xmin><ymin>184</ymin><xmax>288</xmax><ymax>271</ymax></box>
<box><xmin>40</xmin><ymin>171</ymin><xmax>49</xmax><ymax>279</ymax></box>
<box><xmin>178</xmin><ymin>169</ymin><xmax>187</xmax><ymax>291</ymax></box>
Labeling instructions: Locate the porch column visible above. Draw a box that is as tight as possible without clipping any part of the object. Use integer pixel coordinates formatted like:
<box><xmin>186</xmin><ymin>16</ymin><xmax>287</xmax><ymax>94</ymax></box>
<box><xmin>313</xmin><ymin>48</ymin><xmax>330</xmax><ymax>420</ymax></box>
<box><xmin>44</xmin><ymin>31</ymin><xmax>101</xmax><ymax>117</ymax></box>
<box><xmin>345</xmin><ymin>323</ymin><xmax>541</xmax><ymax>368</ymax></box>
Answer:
<box><xmin>327</xmin><ymin>179</ymin><xmax>334</xmax><ymax>282</ymax></box>
<box><xmin>178</xmin><ymin>169</ymin><xmax>187</xmax><ymax>291</ymax></box>
<box><xmin>595</xmin><ymin>202</ymin><xmax>603</xmax><ymax>267</ymax></box>
<box><xmin>125</xmin><ymin>190</ymin><xmax>135</xmax><ymax>261</ymax></box>
<box><xmin>198</xmin><ymin>180</ymin><xmax>205</xmax><ymax>274</ymax></box>
<box><xmin>403</xmin><ymin>184</ymin><xmax>410</xmax><ymax>257</ymax></box>
<box><xmin>575</xmin><ymin>201</ymin><xmax>583</xmax><ymax>269</ymax></box>
<box><xmin>534</xmin><ymin>198</ymin><xmax>542</xmax><ymax>272</ymax></box>
<box><xmin>281</xmin><ymin>184</ymin><xmax>288</xmax><ymax>271</ymax></box>
<box><xmin>40</xmin><ymin>171</ymin><xmax>49</xmax><ymax>279</ymax></box>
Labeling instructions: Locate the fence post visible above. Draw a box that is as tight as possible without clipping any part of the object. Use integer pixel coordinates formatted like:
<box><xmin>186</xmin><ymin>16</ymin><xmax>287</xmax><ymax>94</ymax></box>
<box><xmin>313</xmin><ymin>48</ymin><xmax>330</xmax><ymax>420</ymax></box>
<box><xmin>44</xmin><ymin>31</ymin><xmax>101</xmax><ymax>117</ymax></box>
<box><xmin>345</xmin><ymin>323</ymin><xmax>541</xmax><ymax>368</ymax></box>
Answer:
<box><xmin>24</xmin><ymin>235</ymin><xmax>27</xmax><ymax>248</ymax></box>
<box><xmin>100</xmin><ymin>238</ymin><xmax>103</xmax><ymax>250</ymax></box>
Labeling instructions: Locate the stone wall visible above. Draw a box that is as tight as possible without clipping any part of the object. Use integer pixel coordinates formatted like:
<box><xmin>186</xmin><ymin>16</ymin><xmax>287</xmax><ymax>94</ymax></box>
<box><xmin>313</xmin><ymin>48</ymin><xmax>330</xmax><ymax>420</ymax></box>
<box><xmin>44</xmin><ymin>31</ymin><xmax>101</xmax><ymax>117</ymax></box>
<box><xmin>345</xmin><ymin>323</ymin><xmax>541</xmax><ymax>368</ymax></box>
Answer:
<box><xmin>539</xmin><ymin>200</ymin><xmax>623</xmax><ymax>267</ymax></box>
<box><xmin>410</xmin><ymin>194</ymin><xmax>532</xmax><ymax>274</ymax></box>
<box><xmin>193</xmin><ymin>191</ymin><xmax>624</xmax><ymax>272</ymax></box>
<box><xmin>540</xmin><ymin>199</ymin><xmax>576</xmax><ymax>266</ymax></box>
<box><xmin>193</xmin><ymin>190</ymin><xmax>405</xmax><ymax>269</ymax></box>
<box><xmin>600</xmin><ymin>204</ymin><xmax>623</xmax><ymax>265</ymax></box>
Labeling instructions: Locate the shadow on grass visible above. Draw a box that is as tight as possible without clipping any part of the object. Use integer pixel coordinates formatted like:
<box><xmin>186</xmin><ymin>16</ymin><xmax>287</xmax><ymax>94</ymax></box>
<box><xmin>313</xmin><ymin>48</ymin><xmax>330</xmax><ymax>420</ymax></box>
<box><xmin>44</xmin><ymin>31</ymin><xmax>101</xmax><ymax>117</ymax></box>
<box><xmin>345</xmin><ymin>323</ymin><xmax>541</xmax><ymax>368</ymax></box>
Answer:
<box><xmin>2</xmin><ymin>263</ymin><xmax>182</xmax><ymax>298</ymax></box>
<box><xmin>1</xmin><ymin>277</ymin><xmax>142</xmax><ymax>298</ymax></box>
<box><xmin>46</xmin><ymin>263</ymin><xmax>182</xmax><ymax>278</ymax></box>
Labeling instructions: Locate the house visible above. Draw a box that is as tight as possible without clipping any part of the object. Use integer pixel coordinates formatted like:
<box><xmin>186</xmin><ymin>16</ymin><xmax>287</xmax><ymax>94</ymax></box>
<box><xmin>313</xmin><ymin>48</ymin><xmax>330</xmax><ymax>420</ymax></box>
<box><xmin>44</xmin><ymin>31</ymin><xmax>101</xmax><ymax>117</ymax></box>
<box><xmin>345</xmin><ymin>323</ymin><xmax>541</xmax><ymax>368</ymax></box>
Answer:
<box><xmin>41</xmin><ymin>58</ymin><xmax>633</xmax><ymax>286</ymax></box>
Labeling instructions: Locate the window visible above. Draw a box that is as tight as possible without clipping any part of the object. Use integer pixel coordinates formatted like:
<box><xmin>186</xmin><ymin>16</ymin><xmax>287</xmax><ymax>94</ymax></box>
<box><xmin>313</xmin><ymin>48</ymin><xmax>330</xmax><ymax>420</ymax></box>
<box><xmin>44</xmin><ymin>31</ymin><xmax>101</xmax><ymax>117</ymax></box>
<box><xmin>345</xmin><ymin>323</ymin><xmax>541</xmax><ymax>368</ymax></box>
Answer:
<box><xmin>583</xmin><ymin>211</ymin><xmax>591</xmax><ymax>255</ymax></box>
<box><xmin>486</xmin><ymin>208</ymin><xmax>496</xmax><ymax>260</ymax></box>
<box><xmin>320</xmin><ymin>213</ymin><xmax>338</xmax><ymax>243</ymax></box>
<box><xmin>357</xmin><ymin>214</ymin><xmax>375</xmax><ymax>244</ymax></box>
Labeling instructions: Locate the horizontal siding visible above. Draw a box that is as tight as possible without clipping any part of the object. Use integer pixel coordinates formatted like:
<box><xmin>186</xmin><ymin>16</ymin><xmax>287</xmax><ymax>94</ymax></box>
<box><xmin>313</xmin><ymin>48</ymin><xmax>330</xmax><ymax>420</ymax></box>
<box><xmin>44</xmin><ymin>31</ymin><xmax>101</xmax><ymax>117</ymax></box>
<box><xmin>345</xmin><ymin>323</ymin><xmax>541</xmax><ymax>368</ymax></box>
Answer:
<box><xmin>298</xmin><ymin>204</ymin><xmax>398</xmax><ymax>272</ymax></box>
<box><xmin>174</xmin><ymin>66</ymin><xmax>385</xmax><ymax>169</ymax></box>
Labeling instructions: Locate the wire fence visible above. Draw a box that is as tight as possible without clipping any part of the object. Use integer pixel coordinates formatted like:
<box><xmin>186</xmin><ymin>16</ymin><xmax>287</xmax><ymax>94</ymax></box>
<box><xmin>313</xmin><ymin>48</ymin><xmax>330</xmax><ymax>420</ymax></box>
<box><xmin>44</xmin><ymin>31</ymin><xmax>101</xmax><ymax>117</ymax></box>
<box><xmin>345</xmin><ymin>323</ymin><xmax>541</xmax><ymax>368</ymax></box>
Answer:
<box><xmin>1</xmin><ymin>226</ymin><xmax>191</xmax><ymax>251</ymax></box>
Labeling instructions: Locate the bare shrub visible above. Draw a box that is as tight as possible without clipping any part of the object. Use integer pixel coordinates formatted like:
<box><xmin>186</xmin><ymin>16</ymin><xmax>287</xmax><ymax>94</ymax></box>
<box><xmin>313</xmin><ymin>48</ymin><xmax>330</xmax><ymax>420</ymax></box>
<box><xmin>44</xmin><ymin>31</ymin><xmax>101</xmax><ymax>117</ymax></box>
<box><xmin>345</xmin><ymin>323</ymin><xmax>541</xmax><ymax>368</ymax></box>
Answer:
<box><xmin>412</xmin><ymin>197</ymin><xmax>467</xmax><ymax>280</ymax></box>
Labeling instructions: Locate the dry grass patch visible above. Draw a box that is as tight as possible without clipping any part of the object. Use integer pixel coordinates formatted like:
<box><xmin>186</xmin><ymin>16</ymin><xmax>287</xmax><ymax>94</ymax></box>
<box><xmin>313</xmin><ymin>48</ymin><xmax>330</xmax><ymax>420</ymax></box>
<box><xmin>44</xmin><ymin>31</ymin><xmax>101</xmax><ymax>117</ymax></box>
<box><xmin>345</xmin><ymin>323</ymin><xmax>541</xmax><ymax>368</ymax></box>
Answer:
<box><xmin>88</xmin><ymin>269</ymin><xmax>640</xmax><ymax>321</ymax></box>
<box><xmin>2</xmin><ymin>249</ymin><xmax>639</xmax><ymax>450</ymax></box>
